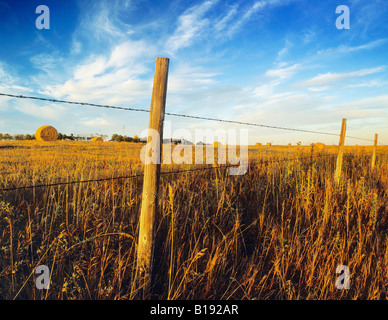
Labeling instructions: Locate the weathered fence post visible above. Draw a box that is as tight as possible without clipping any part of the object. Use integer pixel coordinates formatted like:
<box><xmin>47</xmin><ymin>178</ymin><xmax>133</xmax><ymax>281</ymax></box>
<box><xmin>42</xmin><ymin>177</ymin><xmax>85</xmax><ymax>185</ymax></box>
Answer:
<box><xmin>334</xmin><ymin>118</ymin><xmax>346</xmax><ymax>185</ymax></box>
<box><xmin>371</xmin><ymin>133</ymin><xmax>378</xmax><ymax>170</ymax></box>
<box><xmin>136</xmin><ymin>57</ymin><xmax>169</xmax><ymax>297</ymax></box>
<box><xmin>213</xmin><ymin>142</ymin><xmax>219</xmax><ymax>168</ymax></box>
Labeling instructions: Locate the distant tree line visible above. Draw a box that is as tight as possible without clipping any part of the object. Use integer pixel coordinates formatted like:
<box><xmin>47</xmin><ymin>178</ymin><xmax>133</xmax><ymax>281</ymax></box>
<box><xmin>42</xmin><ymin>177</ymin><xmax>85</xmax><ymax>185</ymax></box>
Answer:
<box><xmin>0</xmin><ymin>133</ymin><xmax>35</xmax><ymax>140</ymax></box>
<box><xmin>58</xmin><ymin>133</ymin><xmax>89</xmax><ymax>141</ymax></box>
<box><xmin>0</xmin><ymin>132</ymin><xmax>92</xmax><ymax>141</ymax></box>
<box><xmin>0</xmin><ymin>132</ymin><xmax>146</xmax><ymax>142</ymax></box>
<box><xmin>110</xmin><ymin>134</ymin><xmax>141</xmax><ymax>142</ymax></box>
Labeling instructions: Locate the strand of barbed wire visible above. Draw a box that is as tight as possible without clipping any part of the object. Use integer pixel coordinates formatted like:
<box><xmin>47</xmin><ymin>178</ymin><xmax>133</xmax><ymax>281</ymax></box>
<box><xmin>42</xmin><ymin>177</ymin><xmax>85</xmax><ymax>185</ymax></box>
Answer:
<box><xmin>1</xmin><ymin>151</ymin><xmax>385</xmax><ymax>279</ymax></box>
<box><xmin>0</xmin><ymin>92</ymin><xmax>381</xmax><ymax>144</ymax></box>
<box><xmin>0</xmin><ymin>92</ymin><xmax>386</xmax><ymax>282</ymax></box>
<box><xmin>0</xmin><ymin>151</ymin><xmax>387</xmax><ymax>188</ymax></box>
<box><xmin>0</xmin><ymin>92</ymin><xmax>385</xmax><ymax>191</ymax></box>
<box><xmin>1</xmin><ymin>151</ymin><xmax>386</xmax><ymax>278</ymax></box>
<box><xmin>0</xmin><ymin>153</ymin><xmax>338</xmax><ymax>279</ymax></box>
<box><xmin>0</xmin><ymin>153</ymin><xmax>364</xmax><ymax>193</ymax></box>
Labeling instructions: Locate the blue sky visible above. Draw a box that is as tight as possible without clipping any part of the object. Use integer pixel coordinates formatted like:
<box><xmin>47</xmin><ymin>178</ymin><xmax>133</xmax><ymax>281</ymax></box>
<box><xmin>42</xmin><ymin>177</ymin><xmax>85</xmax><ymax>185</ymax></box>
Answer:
<box><xmin>0</xmin><ymin>0</ymin><xmax>387</xmax><ymax>145</ymax></box>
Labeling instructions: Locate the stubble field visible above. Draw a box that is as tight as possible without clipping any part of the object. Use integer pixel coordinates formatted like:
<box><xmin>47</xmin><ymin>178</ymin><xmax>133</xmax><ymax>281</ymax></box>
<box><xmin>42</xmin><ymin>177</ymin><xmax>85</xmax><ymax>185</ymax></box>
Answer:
<box><xmin>0</xmin><ymin>140</ymin><xmax>387</xmax><ymax>299</ymax></box>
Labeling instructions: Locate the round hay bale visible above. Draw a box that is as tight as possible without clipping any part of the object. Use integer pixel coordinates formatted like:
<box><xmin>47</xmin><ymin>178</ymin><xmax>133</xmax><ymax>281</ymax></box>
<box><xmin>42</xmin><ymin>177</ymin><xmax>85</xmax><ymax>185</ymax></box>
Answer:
<box><xmin>92</xmin><ymin>137</ymin><xmax>104</xmax><ymax>142</ymax></box>
<box><xmin>35</xmin><ymin>125</ymin><xmax>58</xmax><ymax>142</ymax></box>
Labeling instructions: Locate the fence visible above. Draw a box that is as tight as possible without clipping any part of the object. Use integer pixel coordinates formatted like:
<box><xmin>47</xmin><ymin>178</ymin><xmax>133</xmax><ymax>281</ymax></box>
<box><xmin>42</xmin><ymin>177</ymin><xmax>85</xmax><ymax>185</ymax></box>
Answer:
<box><xmin>0</xmin><ymin>57</ymin><xmax>386</xmax><ymax>297</ymax></box>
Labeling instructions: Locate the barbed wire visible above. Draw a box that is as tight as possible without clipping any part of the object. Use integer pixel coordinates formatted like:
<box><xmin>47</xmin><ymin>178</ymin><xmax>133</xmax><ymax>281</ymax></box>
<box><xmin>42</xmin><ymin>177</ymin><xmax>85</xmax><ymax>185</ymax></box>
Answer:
<box><xmin>0</xmin><ymin>153</ymin><xmax>335</xmax><ymax>278</ymax></box>
<box><xmin>0</xmin><ymin>165</ymin><xmax>233</xmax><ymax>192</ymax></box>
<box><xmin>0</xmin><ymin>173</ymin><xmax>143</xmax><ymax>192</ymax></box>
<box><xmin>0</xmin><ymin>91</ymin><xmax>385</xmax><ymax>284</ymax></box>
<box><xmin>0</xmin><ymin>153</ymin><xmax>341</xmax><ymax>193</ymax></box>
<box><xmin>0</xmin><ymin>152</ymin><xmax>380</xmax><ymax>280</ymax></box>
<box><xmin>0</xmin><ymin>92</ymin><xmax>150</xmax><ymax>114</ymax></box>
<box><xmin>0</xmin><ymin>92</ymin><xmax>380</xmax><ymax>143</ymax></box>
<box><xmin>2</xmin><ymin>149</ymin><xmax>386</xmax><ymax>178</ymax></box>
<box><xmin>165</xmin><ymin>112</ymin><xmax>379</xmax><ymax>143</ymax></box>
<box><xmin>0</xmin><ymin>146</ymin><xmax>386</xmax><ymax>185</ymax></box>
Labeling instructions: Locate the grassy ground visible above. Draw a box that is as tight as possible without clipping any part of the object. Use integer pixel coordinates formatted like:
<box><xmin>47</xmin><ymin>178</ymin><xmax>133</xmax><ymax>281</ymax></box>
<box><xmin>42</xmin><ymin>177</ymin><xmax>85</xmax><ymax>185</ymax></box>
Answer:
<box><xmin>0</xmin><ymin>140</ymin><xmax>387</xmax><ymax>299</ymax></box>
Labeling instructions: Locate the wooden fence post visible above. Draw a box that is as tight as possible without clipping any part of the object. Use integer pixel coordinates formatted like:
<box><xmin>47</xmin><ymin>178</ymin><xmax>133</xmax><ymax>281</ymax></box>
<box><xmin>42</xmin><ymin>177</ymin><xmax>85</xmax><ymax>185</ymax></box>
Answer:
<box><xmin>371</xmin><ymin>133</ymin><xmax>378</xmax><ymax>170</ymax></box>
<box><xmin>334</xmin><ymin>118</ymin><xmax>346</xmax><ymax>185</ymax></box>
<box><xmin>136</xmin><ymin>57</ymin><xmax>169</xmax><ymax>297</ymax></box>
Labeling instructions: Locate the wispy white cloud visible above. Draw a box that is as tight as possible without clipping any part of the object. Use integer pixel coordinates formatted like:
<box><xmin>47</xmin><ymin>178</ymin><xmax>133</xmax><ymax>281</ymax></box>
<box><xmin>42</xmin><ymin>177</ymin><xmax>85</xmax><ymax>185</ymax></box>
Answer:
<box><xmin>265</xmin><ymin>63</ymin><xmax>300</xmax><ymax>80</ymax></box>
<box><xmin>306</xmin><ymin>79</ymin><xmax>388</xmax><ymax>92</ymax></box>
<box><xmin>346</xmin><ymin>1</ymin><xmax>388</xmax><ymax>37</ymax></box>
<box><xmin>234</xmin><ymin>91</ymin><xmax>341</xmax><ymax>138</ymax></box>
<box><xmin>13</xmin><ymin>101</ymin><xmax>66</xmax><ymax>121</ymax></box>
<box><xmin>70</xmin><ymin>40</ymin><xmax>82</xmax><ymax>55</ymax></box>
<box><xmin>165</xmin><ymin>0</ymin><xmax>217</xmax><ymax>54</ymax></box>
<box><xmin>317</xmin><ymin>39</ymin><xmax>388</xmax><ymax>55</ymax></box>
<box><xmin>30</xmin><ymin>53</ymin><xmax>65</xmax><ymax>75</ymax></box>
<box><xmin>307</xmin><ymin>86</ymin><xmax>330</xmax><ymax>92</ymax></box>
<box><xmin>82</xmin><ymin>117</ymin><xmax>112</xmax><ymax>127</ymax></box>
<box><xmin>342</xmin><ymin>80</ymin><xmax>388</xmax><ymax>89</ymax></box>
<box><xmin>76</xmin><ymin>0</ymin><xmax>135</xmax><ymax>42</ymax></box>
<box><xmin>276</xmin><ymin>39</ymin><xmax>293</xmax><ymax>62</ymax></box>
<box><xmin>165</xmin><ymin>0</ymin><xmax>290</xmax><ymax>52</ymax></box>
<box><xmin>0</xmin><ymin>68</ymin><xmax>33</xmax><ymax>96</ymax></box>
<box><xmin>327</xmin><ymin>95</ymin><xmax>388</xmax><ymax>125</ymax></box>
<box><xmin>0</xmin><ymin>61</ymin><xmax>15</xmax><ymax>84</ymax></box>
<box><xmin>0</xmin><ymin>62</ymin><xmax>33</xmax><ymax>95</ymax></box>
<box><xmin>43</xmin><ymin>39</ymin><xmax>155</xmax><ymax>104</ymax></box>
<box><xmin>294</xmin><ymin>67</ymin><xmax>386</xmax><ymax>88</ymax></box>
<box><xmin>223</xmin><ymin>1</ymin><xmax>270</xmax><ymax>37</ymax></box>
<box><xmin>106</xmin><ymin>40</ymin><xmax>152</xmax><ymax>69</ymax></box>
<box><xmin>302</xmin><ymin>29</ymin><xmax>316</xmax><ymax>44</ymax></box>
<box><xmin>253</xmin><ymin>63</ymin><xmax>300</xmax><ymax>98</ymax></box>
<box><xmin>168</xmin><ymin>63</ymin><xmax>219</xmax><ymax>94</ymax></box>
<box><xmin>253</xmin><ymin>81</ymin><xmax>280</xmax><ymax>98</ymax></box>
<box><xmin>73</xmin><ymin>56</ymin><xmax>108</xmax><ymax>80</ymax></box>
<box><xmin>334</xmin><ymin>95</ymin><xmax>388</xmax><ymax>110</ymax></box>
<box><xmin>214</xmin><ymin>4</ymin><xmax>238</xmax><ymax>32</ymax></box>
<box><xmin>1</xmin><ymin>0</ymin><xmax>387</xmax><ymax>144</ymax></box>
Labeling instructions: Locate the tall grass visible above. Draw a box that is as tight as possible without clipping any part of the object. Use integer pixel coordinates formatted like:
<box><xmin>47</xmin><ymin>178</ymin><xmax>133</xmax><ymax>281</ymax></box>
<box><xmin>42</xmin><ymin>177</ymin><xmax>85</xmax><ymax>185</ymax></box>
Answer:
<box><xmin>0</xmin><ymin>141</ymin><xmax>387</xmax><ymax>299</ymax></box>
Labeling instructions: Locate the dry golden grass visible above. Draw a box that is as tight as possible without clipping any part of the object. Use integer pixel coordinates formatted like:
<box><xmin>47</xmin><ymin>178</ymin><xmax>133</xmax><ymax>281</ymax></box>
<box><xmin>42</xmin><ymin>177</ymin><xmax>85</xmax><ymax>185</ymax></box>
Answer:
<box><xmin>0</xmin><ymin>141</ymin><xmax>387</xmax><ymax>299</ymax></box>
<box><xmin>91</xmin><ymin>137</ymin><xmax>104</xmax><ymax>143</ymax></box>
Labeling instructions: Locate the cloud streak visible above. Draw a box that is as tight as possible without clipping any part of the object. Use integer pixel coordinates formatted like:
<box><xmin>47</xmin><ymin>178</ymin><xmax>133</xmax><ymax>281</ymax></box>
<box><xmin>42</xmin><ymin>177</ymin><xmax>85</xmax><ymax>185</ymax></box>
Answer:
<box><xmin>0</xmin><ymin>0</ymin><xmax>387</xmax><ymax>144</ymax></box>
<box><xmin>317</xmin><ymin>39</ymin><xmax>388</xmax><ymax>55</ymax></box>
<box><xmin>165</xmin><ymin>0</ymin><xmax>218</xmax><ymax>54</ymax></box>
<box><xmin>294</xmin><ymin>67</ymin><xmax>386</xmax><ymax>88</ymax></box>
